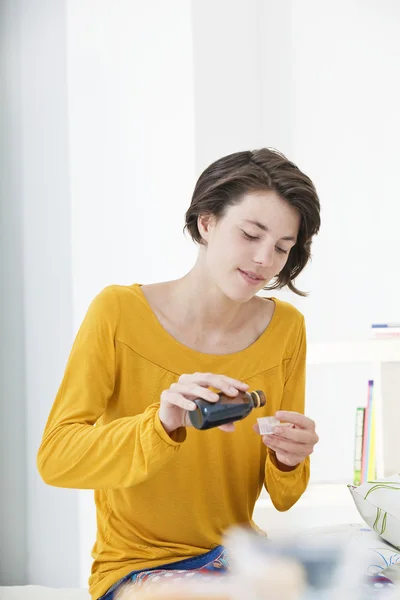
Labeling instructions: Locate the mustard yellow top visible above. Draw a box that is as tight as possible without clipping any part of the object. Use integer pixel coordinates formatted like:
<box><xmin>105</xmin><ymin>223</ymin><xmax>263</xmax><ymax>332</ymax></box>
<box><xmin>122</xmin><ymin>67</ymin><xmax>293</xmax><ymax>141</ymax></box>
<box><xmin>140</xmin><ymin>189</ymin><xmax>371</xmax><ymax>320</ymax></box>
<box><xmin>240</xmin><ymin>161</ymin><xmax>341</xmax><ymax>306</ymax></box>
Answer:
<box><xmin>37</xmin><ymin>284</ymin><xmax>310</xmax><ymax>599</ymax></box>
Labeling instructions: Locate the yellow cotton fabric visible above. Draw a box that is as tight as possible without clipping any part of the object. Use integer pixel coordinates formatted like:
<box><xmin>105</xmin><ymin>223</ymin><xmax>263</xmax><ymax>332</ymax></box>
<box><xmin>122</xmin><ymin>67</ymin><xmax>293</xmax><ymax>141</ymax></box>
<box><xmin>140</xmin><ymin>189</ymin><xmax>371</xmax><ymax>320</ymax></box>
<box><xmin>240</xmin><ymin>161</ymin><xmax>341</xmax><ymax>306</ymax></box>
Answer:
<box><xmin>37</xmin><ymin>284</ymin><xmax>309</xmax><ymax>599</ymax></box>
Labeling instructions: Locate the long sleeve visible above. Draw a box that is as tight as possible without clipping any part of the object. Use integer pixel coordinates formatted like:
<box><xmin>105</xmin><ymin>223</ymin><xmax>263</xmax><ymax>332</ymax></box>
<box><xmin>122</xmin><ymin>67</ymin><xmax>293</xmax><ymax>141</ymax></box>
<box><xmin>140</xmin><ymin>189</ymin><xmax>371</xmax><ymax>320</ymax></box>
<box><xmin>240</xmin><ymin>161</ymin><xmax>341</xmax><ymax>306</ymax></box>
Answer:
<box><xmin>37</xmin><ymin>286</ymin><xmax>186</xmax><ymax>490</ymax></box>
<box><xmin>264</xmin><ymin>316</ymin><xmax>310</xmax><ymax>511</ymax></box>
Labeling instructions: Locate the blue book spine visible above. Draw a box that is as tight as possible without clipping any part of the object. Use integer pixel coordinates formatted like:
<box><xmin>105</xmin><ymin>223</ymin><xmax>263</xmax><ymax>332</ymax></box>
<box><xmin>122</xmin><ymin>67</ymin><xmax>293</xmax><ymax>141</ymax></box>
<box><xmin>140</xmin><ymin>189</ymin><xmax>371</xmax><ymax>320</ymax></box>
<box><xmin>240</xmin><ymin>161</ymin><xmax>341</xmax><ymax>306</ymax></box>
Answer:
<box><xmin>371</xmin><ymin>323</ymin><xmax>400</xmax><ymax>328</ymax></box>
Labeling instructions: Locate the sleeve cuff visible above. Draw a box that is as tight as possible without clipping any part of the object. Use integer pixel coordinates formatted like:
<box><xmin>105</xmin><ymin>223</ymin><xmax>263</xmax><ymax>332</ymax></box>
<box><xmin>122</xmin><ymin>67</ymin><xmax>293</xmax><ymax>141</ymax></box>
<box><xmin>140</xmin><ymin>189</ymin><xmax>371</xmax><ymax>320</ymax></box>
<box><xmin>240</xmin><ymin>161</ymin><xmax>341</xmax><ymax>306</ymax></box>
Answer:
<box><xmin>267</xmin><ymin>449</ymin><xmax>306</xmax><ymax>478</ymax></box>
<box><xmin>154</xmin><ymin>409</ymin><xmax>187</xmax><ymax>446</ymax></box>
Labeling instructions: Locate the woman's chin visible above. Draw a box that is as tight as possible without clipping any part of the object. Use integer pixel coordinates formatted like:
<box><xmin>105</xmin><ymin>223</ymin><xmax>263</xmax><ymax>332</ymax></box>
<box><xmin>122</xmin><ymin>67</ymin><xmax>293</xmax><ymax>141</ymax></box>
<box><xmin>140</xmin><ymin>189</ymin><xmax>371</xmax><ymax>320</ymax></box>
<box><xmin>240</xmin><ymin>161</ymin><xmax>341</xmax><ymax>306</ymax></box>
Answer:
<box><xmin>221</xmin><ymin>280</ymin><xmax>263</xmax><ymax>303</ymax></box>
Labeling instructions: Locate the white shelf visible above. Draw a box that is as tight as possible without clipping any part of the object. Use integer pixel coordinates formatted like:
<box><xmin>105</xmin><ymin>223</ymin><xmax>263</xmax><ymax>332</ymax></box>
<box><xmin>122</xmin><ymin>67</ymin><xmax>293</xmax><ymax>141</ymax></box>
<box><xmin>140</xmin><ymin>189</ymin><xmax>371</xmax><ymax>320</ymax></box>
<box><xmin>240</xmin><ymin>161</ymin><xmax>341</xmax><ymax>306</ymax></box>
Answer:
<box><xmin>257</xmin><ymin>483</ymin><xmax>350</xmax><ymax>508</ymax></box>
<box><xmin>306</xmin><ymin>340</ymin><xmax>400</xmax><ymax>480</ymax></box>
<box><xmin>307</xmin><ymin>339</ymin><xmax>400</xmax><ymax>365</ymax></box>
<box><xmin>254</xmin><ymin>483</ymin><xmax>361</xmax><ymax>534</ymax></box>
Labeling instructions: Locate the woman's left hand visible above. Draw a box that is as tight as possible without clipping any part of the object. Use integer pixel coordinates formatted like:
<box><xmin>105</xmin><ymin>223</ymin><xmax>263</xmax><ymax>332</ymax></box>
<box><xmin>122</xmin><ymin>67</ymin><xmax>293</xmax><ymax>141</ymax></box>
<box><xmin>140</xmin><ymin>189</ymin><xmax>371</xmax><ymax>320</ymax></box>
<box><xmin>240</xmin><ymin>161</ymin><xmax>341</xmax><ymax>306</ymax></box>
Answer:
<box><xmin>253</xmin><ymin>411</ymin><xmax>319</xmax><ymax>468</ymax></box>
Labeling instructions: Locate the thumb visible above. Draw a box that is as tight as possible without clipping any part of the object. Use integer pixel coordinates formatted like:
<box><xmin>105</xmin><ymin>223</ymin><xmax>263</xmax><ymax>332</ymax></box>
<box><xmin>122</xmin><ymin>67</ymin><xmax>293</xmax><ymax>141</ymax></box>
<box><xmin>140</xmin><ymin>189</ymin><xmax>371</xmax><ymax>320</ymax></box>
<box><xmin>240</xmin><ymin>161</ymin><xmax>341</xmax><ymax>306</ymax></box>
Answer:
<box><xmin>218</xmin><ymin>423</ymin><xmax>236</xmax><ymax>432</ymax></box>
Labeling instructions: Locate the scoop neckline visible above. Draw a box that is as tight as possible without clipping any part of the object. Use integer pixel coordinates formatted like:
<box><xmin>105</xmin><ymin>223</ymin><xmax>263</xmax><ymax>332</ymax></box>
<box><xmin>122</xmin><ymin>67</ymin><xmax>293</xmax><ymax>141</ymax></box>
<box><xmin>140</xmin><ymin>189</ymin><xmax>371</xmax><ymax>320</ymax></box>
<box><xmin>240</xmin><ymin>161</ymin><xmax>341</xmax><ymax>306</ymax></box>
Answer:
<box><xmin>133</xmin><ymin>283</ymin><xmax>279</xmax><ymax>361</ymax></box>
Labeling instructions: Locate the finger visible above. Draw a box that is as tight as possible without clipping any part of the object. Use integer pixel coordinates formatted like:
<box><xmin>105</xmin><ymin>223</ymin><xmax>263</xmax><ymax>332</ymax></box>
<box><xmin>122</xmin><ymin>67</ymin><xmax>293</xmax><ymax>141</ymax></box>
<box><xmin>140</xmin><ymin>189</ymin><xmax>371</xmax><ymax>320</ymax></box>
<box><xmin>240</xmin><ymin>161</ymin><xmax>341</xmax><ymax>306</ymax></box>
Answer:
<box><xmin>264</xmin><ymin>433</ymin><xmax>302</xmax><ymax>452</ymax></box>
<box><xmin>261</xmin><ymin>434</ymin><xmax>277</xmax><ymax>448</ymax></box>
<box><xmin>169</xmin><ymin>383</ymin><xmax>219</xmax><ymax>403</ymax></box>
<box><xmin>218</xmin><ymin>423</ymin><xmax>236</xmax><ymax>432</ymax></box>
<box><xmin>204</xmin><ymin>374</ymin><xmax>249</xmax><ymax>396</ymax></box>
<box><xmin>275</xmin><ymin>411</ymin><xmax>315</xmax><ymax>430</ymax></box>
<box><xmin>252</xmin><ymin>422</ymin><xmax>293</xmax><ymax>437</ymax></box>
<box><xmin>162</xmin><ymin>392</ymin><xmax>196</xmax><ymax>412</ymax></box>
<box><xmin>180</xmin><ymin>373</ymin><xmax>249</xmax><ymax>395</ymax></box>
<box><xmin>262</xmin><ymin>435</ymin><xmax>279</xmax><ymax>448</ymax></box>
<box><xmin>262</xmin><ymin>438</ymin><xmax>300</xmax><ymax>465</ymax></box>
<box><xmin>272</xmin><ymin>426</ymin><xmax>316</xmax><ymax>445</ymax></box>
<box><xmin>264</xmin><ymin>434</ymin><xmax>313</xmax><ymax>456</ymax></box>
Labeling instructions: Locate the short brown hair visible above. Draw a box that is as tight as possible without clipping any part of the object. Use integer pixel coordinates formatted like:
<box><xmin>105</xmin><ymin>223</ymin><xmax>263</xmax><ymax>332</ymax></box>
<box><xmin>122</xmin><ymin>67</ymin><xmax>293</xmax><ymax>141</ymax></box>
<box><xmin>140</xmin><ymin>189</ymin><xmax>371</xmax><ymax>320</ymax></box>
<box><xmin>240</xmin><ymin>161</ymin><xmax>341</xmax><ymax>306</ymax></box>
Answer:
<box><xmin>184</xmin><ymin>148</ymin><xmax>321</xmax><ymax>297</ymax></box>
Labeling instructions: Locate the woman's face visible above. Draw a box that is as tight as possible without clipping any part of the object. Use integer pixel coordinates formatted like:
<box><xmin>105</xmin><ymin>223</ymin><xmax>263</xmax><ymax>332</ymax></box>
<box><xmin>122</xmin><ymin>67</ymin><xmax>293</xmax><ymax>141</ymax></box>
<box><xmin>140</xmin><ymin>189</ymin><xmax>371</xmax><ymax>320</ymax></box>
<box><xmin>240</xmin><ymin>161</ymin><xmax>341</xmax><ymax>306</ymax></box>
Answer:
<box><xmin>199</xmin><ymin>190</ymin><xmax>301</xmax><ymax>303</ymax></box>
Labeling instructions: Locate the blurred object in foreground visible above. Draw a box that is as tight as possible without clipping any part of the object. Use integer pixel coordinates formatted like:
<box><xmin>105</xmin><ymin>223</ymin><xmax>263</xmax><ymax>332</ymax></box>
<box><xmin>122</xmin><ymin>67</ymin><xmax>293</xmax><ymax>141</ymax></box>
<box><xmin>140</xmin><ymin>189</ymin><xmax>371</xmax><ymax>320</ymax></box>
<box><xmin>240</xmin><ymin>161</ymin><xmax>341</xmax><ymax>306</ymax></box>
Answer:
<box><xmin>116</xmin><ymin>526</ymin><xmax>398</xmax><ymax>600</ymax></box>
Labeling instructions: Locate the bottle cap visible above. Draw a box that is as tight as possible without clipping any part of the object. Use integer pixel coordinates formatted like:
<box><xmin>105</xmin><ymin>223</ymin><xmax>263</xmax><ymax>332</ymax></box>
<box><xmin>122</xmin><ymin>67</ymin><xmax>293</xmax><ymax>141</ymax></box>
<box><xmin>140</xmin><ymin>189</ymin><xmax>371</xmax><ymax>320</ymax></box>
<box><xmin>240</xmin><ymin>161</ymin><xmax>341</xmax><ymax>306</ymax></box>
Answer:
<box><xmin>251</xmin><ymin>390</ymin><xmax>266</xmax><ymax>408</ymax></box>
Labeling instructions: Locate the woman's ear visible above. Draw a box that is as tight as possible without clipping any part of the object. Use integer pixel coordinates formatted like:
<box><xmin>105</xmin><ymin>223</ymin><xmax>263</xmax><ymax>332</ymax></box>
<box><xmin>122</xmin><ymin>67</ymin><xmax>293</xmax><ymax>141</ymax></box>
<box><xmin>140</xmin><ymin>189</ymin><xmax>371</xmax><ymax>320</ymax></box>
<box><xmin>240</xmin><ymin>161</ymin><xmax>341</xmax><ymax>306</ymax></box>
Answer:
<box><xmin>197</xmin><ymin>213</ymin><xmax>215</xmax><ymax>243</ymax></box>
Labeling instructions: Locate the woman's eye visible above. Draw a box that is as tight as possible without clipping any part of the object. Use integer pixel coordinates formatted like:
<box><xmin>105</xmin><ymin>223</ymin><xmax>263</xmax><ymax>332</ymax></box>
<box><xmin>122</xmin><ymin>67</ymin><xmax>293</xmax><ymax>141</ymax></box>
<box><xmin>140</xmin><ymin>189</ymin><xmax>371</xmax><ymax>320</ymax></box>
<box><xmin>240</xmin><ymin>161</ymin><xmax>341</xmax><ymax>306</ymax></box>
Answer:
<box><xmin>242</xmin><ymin>230</ymin><xmax>259</xmax><ymax>241</ymax></box>
<box><xmin>276</xmin><ymin>247</ymin><xmax>288</xmax><ymax>255</ymax></box>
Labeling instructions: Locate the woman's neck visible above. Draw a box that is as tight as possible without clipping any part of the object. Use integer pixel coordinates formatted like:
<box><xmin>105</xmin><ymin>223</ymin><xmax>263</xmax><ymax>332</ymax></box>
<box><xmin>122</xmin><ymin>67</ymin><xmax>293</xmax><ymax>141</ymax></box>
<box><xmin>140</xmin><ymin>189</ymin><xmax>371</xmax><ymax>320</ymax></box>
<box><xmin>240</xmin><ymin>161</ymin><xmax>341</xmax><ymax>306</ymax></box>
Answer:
<box><xmin>167</xmin><ymin>268</ymin><xmax>250</xmax><ymax>337</ymax></box>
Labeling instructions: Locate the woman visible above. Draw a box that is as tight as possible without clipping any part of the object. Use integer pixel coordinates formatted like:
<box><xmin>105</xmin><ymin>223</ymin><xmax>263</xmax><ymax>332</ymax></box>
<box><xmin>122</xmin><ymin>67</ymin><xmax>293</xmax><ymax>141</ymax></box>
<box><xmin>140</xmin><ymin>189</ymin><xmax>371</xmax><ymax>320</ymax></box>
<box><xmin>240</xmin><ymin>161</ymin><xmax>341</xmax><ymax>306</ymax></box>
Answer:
<box><xmin>37</xmin><ymin>148</ymin><xmax>321</xmax><ymax>600</ymax></box>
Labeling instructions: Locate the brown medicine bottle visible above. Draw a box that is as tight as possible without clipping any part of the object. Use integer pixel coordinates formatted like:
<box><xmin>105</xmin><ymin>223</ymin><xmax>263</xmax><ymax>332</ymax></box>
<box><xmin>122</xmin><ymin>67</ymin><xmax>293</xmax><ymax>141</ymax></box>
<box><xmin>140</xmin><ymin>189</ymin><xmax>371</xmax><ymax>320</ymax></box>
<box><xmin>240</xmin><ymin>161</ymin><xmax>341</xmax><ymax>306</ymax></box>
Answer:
<box><xmin>189</xmin><ymin>390</ymin><xmax>266</xmax><ymax>430</ymax></box>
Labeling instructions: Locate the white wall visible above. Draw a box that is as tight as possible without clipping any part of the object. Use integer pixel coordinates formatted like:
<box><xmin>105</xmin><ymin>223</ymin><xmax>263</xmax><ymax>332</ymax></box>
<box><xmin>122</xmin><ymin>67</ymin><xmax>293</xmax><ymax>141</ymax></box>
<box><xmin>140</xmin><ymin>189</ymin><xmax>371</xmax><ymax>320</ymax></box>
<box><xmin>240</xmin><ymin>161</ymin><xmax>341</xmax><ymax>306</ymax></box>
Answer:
<box><xmin>18</xmin><ymin>0</ymin><xmax>81</xmax><ymax>586</ymax></box>
<box><xmin>0</xmin><ymin>0</ymin><xmax>80</xmax><ymax>588</ymax></box>
<box><xmin>192</xmin><ymin>0</ymin><xmax>294</xmax><ymax>171</ymax></box>
<box><xmin>67</xmin><ymin>0</ymin><xmax>197</xmax><ymax>317</ymax></box>
<box><xmin>192</xmin><ymin>0</ymin><xmax>265</xmax><ymax>171</ymax></box>
<box><xmin>286</xmin><ymin>0</ymin><xmax>400</xmax><ymax>483</ymax></box>
<box><xmin>289</xmin><ymin>0</ymin><xmax>400</xmax><ymax>339</ymax></box>
<box><xmin>0</xmin><ymin>0</ymin><xmax>27</xmax><ymax>585</ymax></box>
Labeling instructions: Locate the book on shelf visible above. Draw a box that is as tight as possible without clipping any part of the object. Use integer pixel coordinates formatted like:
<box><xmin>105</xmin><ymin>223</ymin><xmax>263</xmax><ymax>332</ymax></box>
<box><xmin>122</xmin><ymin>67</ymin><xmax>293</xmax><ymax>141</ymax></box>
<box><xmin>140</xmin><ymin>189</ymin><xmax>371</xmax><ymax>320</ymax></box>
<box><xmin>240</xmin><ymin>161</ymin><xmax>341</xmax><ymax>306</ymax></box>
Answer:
<box><xmin>353</xmin><ymin>379</ymin><xmax>376</xmax><ymax>485</ymax></box>
<box><xmin>370</xmin><ymin>323</ymin><xmax>400</xmax><ymax>338</ymax></box>
<box><xmin>353</xmin><ymin>407</ymin><xmax>364</xmax><ymax>486</ymax></box>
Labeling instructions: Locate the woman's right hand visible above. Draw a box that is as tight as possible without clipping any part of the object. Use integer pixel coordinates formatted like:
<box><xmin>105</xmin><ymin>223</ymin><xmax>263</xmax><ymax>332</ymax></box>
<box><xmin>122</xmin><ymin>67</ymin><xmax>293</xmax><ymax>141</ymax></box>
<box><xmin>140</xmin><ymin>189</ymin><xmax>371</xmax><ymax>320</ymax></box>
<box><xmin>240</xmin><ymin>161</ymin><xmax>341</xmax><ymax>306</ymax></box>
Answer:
<box><xmin>159</xmin><ymin>373</ymin><xmax>249</xmax><ymax>435</ymax></box>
